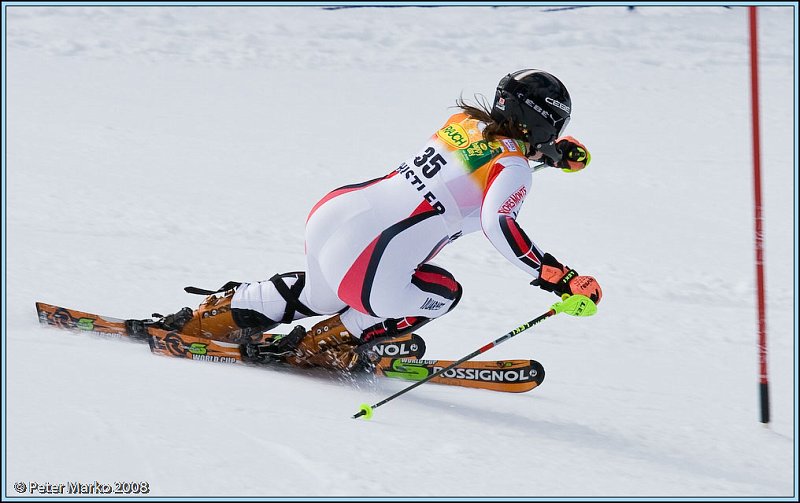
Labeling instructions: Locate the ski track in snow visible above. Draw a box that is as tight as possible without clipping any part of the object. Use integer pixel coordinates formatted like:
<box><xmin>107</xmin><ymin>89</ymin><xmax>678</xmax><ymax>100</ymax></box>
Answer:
<box><xmin>5</xmin><ymin>5</ymin><xmax>797</xmax><ymax>498</ymax></box>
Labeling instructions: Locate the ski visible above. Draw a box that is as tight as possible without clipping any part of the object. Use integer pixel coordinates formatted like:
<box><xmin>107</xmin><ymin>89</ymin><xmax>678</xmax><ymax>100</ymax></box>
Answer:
<box><xmin>34</xmin><ymin>301</ymin><xmax>425</xmax><ymax>359</ymax></box>
<box><xmin>35</xmin><ymin>301</ymin><xmax>426</xmax><ymax>356</ymax></box>
<box><xmin>145</xmin><ymin>328</ymin><xmax>428</xmax><ymax>364</ymax></box>
<box><xmin>147</xmin><ymin>330</ymin><xmax>246</xmax><ymax>363</ymax></box>
<box><xmin>35</xmin><ymin>302</ymin><xmax>544</xmax><ymax>393</ymax></box>
<box><xmin>147</xmin><ymin>330</ymin><xmax>544</xmax><ymax>393</ymax></box>
<box><xmin>36</xmin><ymin>302</ymin><xmax>134</xmax><ymax>339</ymax></box>
<box><xmin>373</xmin><ymin>357</ymin><xmax>544</xmax><ymax>393</ymax></box>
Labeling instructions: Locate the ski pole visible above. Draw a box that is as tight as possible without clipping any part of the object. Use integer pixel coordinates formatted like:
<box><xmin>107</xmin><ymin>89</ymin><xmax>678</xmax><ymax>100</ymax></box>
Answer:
<box><xmin>353</xmin><ymin>294</ymin><xmax>597</xmax><ymax>419</ymax></box>
<box><xmin>530</xmin><ymin>161</ymin><xmax>549</xmax><ymax>173</ymax></box>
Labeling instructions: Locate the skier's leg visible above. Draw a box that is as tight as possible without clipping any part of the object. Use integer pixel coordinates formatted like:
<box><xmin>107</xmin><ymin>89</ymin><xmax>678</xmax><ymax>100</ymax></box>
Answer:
<box><xmin>286</xmin><ymin>264</ymin><xmax>463</xmax><ymax>372</ymax></box>
<box><xmin>141</xmin><ymin>272</ymin><xmax>322</xmax><ymax>344</ymax></box>
<box><xmin>231</xmin><ymin>271</ymin><xmax>322</xmax><ymax>325</ymax></box>
<box><xmin>275</xmin><ymin>184</ymin><xmax>386</xmax><ymax>370</ymax></box>
<box><xmin>287</xmin><ymin>259</ymin><xmax>463</xmax><ymax>372</ymax></box>
<box><xmin>128</xmin><ymin>284</ymin><xmax>276</xmax><ymax>343</ymax></box>
<box><xmin>244</xmin><ymin>182</ymin><xmax>459</xmax><ymax>371</ymax></box>
<box><xmin>337</xmin><ymin>263</ymin><xmax>463</xmax><ymax>346</ymax></box>
<box><xmin>332</xmin><ymin>202</ymin><xmax>463</xmax><ymax>336</ymax></box>
<box><xmin>281</xmin><ymin>191</ymin><xmax>465</xmax><ymax>371</ymax></box>
<box><xmin>278</xmin><ymin>256</ymin><xmax>369</xmax><ymax>370</ymax></box>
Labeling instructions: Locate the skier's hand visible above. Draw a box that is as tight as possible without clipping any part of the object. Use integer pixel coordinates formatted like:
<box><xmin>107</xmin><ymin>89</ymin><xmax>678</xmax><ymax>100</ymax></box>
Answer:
<box><xmin>543</xmin><ymin>136</ymin><xmax>591</xmax><ymax>172</ymax></box>
<box><xmin>531</xmin><ymin>253</ymin><xmax>602</xmax><ymax>304</ymax></box>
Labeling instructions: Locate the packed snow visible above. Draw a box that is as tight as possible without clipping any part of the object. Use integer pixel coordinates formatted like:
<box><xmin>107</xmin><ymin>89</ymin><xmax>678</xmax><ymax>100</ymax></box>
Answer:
<box><xmin>4</xmin><ymin>4</ymin><xmax>797</xmax><ymax>499</ymax></box>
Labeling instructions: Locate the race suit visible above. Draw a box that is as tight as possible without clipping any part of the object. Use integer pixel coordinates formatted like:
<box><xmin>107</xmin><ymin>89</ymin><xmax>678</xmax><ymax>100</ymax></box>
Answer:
<box><xmin>232</xmin><ymin>113</ymin><xmax>545</xmax><ymax>334</ymax></box>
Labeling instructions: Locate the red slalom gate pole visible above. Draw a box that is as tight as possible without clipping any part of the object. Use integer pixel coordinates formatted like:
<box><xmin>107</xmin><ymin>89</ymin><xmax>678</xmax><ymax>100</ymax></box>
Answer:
<box><xmin>748</xmin><ymin>6</ymin><xmax>769</xmax><ymax>424</ymax></box>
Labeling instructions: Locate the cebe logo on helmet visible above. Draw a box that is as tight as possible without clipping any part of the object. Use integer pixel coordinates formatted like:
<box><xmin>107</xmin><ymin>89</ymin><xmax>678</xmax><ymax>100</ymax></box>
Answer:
<box><xmin>490</xmin><ymin>69</ymin><xmax>572</xmax><ymax>166</ymax></box>
<box><xmin>545</xmin><ymin>96</ymin><xmax>571</xmax><ymax>113</ymax></box>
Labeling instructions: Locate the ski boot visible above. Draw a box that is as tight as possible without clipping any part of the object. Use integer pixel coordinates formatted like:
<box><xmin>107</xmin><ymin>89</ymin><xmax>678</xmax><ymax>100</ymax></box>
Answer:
<box><xmin>125</xmin><ymin>288</ymin><xmax>277</xmax><ymax>343</ymax></box>
<box><xmin>284</xmin><ymin>315</ymin><xmax>378</xmax><ymax>372</ymax></box>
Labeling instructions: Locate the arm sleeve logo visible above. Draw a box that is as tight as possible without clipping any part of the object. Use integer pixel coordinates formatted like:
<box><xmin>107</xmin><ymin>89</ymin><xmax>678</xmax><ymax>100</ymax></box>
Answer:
<box><xmin>498</xmin><ymin>185</ymin><xmax>527</xmax><ymax>215</ymax></box>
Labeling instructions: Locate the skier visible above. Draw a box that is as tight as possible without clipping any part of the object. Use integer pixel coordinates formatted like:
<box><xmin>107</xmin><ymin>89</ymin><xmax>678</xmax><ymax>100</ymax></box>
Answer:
<box><xmin>137</xmin><ymin>69</ymin><xmax>602</xmax><ymax>372</ymax></box>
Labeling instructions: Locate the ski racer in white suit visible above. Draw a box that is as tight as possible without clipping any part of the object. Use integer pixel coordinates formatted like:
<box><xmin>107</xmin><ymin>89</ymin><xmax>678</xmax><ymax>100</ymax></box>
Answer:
<box><xmin>146</xmin><ymin>69</ymin><xmax>603</xmax><ymax>371</ymax></box>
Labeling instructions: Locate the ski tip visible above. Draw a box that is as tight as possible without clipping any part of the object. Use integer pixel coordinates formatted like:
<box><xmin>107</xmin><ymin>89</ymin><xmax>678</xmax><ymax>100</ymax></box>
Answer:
<box><xmin>353</xmin><ymin>403</ymin><xmax>374</xmax><ymax>420</ymax></box>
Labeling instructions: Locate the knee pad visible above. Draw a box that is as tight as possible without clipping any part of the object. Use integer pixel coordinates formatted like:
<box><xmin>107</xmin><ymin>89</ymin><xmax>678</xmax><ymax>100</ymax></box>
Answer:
<box><xmin>446</xmin><ymin>281</ymin><xmax>463</xmax><ymax>313</ymax></box>
<box><xmin>411</xmin><ymin>263</ymin><xmax>462</xmax><ymax>304</ymax></box>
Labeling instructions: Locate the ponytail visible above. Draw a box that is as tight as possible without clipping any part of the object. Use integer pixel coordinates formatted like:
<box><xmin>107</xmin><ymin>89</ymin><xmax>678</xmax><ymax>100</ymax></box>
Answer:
<box><xmin>455</xmin><ymin>95</ymin><xmax>527</xmax><ymax>143</ymax></box>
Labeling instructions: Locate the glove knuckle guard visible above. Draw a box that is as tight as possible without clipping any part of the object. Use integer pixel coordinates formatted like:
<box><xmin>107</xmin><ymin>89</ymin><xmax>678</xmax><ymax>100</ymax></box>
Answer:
<box><xmin>533</xmin><ymin>253</ymin><xmax>602</xmax><ymax>305</ymax></box>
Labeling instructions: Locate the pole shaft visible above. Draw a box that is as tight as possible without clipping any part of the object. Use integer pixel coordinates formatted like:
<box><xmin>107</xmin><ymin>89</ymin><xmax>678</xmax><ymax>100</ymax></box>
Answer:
<box><xmin>354</xmin><ymin>309</ymin><xmax>556</xmax><ymax>417</ymax></box>
<box><xmin>749</xmin><ymin>6</ymin><xmax>769</xmax><ymax>424</ymax></box>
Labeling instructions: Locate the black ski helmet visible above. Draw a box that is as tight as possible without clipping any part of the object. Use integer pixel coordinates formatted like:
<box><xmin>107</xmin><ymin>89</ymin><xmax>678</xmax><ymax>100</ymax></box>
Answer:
<box><xmin>491</xmin><ymin>69</ymin><xmax>572</xmax><ymax>161</ymax></box>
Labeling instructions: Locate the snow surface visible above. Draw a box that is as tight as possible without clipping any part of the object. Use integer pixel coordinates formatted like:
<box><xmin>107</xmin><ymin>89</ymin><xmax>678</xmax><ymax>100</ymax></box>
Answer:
<box><xmin>4</xmin><ymin>4</ymin><xmax>797</xmax><ymax>499</ymax></box>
